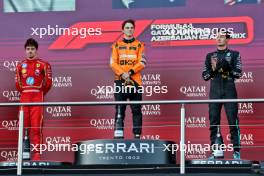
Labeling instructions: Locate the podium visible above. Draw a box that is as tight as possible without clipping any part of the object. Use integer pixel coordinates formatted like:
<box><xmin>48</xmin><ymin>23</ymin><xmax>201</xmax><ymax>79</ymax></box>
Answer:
<box><xmin>188</xmin><ymin>159</ymin><xmax>253</xmax><ymax>165</ymax></box>
<box><xmin>74</xmin><ymin>139</ymin><xmax>176</xmax><ymax>165</ymax></box>
<box><xmin>0</xmin><ymin>161</ymin><xmax>70</xmax><ymax>167</ymax></box>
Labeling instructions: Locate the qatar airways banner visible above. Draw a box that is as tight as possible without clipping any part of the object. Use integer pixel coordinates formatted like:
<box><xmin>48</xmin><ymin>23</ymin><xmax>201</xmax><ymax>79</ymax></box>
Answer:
<box><xmin>0</xmin><ymin>0</ymin><xmax>264</xmax><ymax>163</ymax></box>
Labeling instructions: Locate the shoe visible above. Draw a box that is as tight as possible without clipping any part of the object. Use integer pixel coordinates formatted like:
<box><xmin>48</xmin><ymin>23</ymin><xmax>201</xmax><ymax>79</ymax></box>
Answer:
<box><xmin>134</xmin><ymin>134</ymin><xmax>140</xmax><ymax>139</ymax></box>
<box><xmin>208</xmin><ymin>150</ymin><xmax>224</xmax><ymax>160</ymax></box>
<box><xmin>114</xmin><ymin>130</ymin><xmax>124</xmax><ymax>139</ymax></box>
<box><xmin>233</xmin><ymin>151</ymin><xmax>241</xmax><ymax>160</ymax></box>
<box><xmin>208</xmin><ymin>154</ymin><xmax>215</xmax><ymax>160</ymax></box>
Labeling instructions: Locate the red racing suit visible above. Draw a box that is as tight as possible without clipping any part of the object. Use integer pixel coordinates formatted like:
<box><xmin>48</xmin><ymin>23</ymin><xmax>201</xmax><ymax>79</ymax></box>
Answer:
<box><xmin>15</xmin><ymin>58</ymin><xmax>52</xmax><ymax>160</ymax></box>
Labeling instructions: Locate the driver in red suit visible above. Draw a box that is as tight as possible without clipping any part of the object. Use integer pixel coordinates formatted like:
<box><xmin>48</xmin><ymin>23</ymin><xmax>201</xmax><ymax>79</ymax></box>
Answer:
<box><xmin>15</xmin><ymin>38</ymin><xmax>52</xmax><ymax>160</ymax></box>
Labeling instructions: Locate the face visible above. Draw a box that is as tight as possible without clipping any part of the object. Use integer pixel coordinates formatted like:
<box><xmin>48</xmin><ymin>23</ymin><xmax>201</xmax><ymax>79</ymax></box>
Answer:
<box><xmin>123</xmin><ymin>22</ymin><xmax>135</xmax><ymax>39</ymax></box>
<box><xmin>25</xmin><ymin>46</ymin><xmax>37</xmax><ymax>59</ymax></box>
<box><xmin>216</xmin><ymin>33</ymin><xmax>229</xmax><ymax>47</ymax></box>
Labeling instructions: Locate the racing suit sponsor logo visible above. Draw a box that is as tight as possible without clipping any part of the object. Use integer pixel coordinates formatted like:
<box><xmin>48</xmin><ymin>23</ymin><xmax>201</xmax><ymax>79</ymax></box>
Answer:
<box><xmin>238</xmin><ymin>103</ymin><xmax>254</xmax><ymax>115</ymax></box>
<box><xmin>185</xmin><ymin>116</ymin><xmax>207</xmax><ymax>128</ymax></box>
<box><xmin>52</xmin><ymin>76</ymin><xmax>72</xmax><ymax>88</ymax></box>
<box><xmin>225</xmin><ymin>52</ymin><xmax>232</xmax><ymax>62</ymax></box>
<box><xmin>2</xmin><ymin>90</ymin><xmax>20</xmax><ymax>101</ymax></box>
<box><xmin>118</xmin><ymin>46</ymin><xmax>127</xmax><ymax>50</ymax></box>
<box><xmin>226</xmin><ymin>133</ymin><xmax>254</xmax><ymax>145</ymax></box>
<box><xmin>1</xmin><ymin>120</ymin><xmax>19</xmax><ymax>130</ymax></box>
<box><xmin>26</xmin><ymin>77</ymin><xmax>35</xmax><ymax>85</ymax></box>
<box><xmin>120</xmin><ymin>60</ymin><xmax>136</xmax><ymax>65</ymax></box>
<box><xmin>22</xmin><ymin>63</ymin><xmax>27</xmax><ymax>68</ymax></box>
<box><xmin>35</xmin><ymin>69</ymin><xmax>40</xmax><ymax>76</ymax></box>
<box><xmin>46</xmin><ymin>106</ymin><xmax>72</xmax><ymax>118</ymax></box>
<box><xmin>235</xmin><ymin>72</ymin><xmax>254</xmax><ymax>83</ymax></box>
<box><xmin>119</xmin><ymin>54</ymin><xmax>137</xmax><ymax>59</ymax></box>
<box><xmin>129</xmin><ymin>46</ymin><xmax>137</xmax><ymax>50</ymax></box>
<box><xmin>90</xmin><ymin>118</ymin><xmax>115</xmax><ymax>130</ymax></box>
<box><xmin>180</xmin><ymin>86</ymin><xmax>207</xmax><ymax>97</ymax></box>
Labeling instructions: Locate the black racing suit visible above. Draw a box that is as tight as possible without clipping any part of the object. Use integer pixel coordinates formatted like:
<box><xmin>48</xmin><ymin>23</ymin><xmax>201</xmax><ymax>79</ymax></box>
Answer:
<box><xmin>202</xmin><ymin>48</ymin><xmax>242</xmax><ymax>152</ymax></box>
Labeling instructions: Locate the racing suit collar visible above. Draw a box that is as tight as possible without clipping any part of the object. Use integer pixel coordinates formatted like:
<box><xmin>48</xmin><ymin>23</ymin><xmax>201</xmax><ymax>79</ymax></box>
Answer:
<box><xmin>217</xmin><ymin>48</ymin><xmax>229</xmax><ymax>53</ymax></box>
<box><xmin>26</xmin><ymin>57</ymin><xmax>39</xmax><ymax>61</ymax></box>
<box><xmin>123</xmin><ymin>38</ymin><xmax>135</xmax><ymax>44</ymax></box>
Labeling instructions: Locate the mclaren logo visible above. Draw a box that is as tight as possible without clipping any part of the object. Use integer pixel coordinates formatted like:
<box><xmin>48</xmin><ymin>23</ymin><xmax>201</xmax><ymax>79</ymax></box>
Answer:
<box><xmin>121</xmin><ymin>0</ymin><xmax>134</xmax><ymax>8</ymax></box>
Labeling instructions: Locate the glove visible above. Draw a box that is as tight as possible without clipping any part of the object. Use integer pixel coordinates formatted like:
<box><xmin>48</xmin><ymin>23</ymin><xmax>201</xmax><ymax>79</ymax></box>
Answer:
<box><xmin>124</xmin><ymin>78</ymin><xmax>135</xmax><ymax>86</ymax></box>
<box><xmin>121</xmin><ymin>72</ymin><xmax>130</xmax><ymax>80</ymax></box>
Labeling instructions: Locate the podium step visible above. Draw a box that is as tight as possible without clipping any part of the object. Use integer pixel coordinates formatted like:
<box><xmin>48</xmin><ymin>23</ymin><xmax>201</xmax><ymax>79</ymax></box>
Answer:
<box><xmin>75</xmin><ymin>139</ymin><xmax>176</xmax><ymax>165</ymax></box>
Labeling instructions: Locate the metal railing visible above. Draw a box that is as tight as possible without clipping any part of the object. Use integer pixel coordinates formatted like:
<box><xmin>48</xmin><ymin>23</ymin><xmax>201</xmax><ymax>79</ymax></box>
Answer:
<box><xmin>0</xmin><ymin>98</ymin><xmax>264</xmax><ymax>175</ymax></box>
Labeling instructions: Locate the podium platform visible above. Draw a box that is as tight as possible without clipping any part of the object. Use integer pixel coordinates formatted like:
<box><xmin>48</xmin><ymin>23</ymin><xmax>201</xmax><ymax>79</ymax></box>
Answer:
<box><xmin>0</xmin><ymin>140</ymin><xmax>261</xmax><ymax>175</ymax></box>
<box><xmin>0</xmin><ymin>164</ymin><xmax>260</xmax><ymax>175</ymax></box>
<box><xmin>74</xmin><ymin>139</ymin><xmax>176</xmax><ymax>165</ymax></box>
<box><xmin>188</xmin><ymin>159</ymin><xmax>253</xmax><ymax>165</ymax></box>
<box><xmin>0</xmin><ymin>161</ymin><xmax>71</xmax><ymax>167</ymax></box>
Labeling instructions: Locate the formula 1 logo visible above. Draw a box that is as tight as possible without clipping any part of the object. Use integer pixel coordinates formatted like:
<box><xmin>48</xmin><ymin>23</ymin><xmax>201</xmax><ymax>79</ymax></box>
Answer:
<box><xmin>49</xmin><ymin>17</ymin><xmax>253</xmax><ymax>50</ymax></box>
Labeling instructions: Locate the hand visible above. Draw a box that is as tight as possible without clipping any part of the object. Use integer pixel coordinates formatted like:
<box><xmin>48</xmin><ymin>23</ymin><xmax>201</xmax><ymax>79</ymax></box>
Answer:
<box><xmin>121</xmin><ymin>72</ymin><xmax>130</xmax><ymax>80</ymax></box>
<box><xmin>221</xmin><ymin>59</ymin><xmax>231</xmax><ymax>72</ymax></box>
<box><xmin>124</xmin><ymin>77</ymin><xmax>135</xmax><ymax>86</ymax></box>
<box><xmin>211</xmin><ymin>58</ymin><xmax>217</xmax><ymax>71</ymax></box>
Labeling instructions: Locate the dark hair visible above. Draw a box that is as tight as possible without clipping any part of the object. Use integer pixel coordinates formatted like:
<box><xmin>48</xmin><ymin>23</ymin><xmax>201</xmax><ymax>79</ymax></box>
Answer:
<box><xmin>122</xmin><ymin>19</ymin><xmax>135</xmax><ymax>30</ymax></box>
<box><xmin>225</xmin><ymin>31</ymin><xmax>231</xmax><ymax>39</ymax></box>
<box><xmin>24</xmin><ymin>38</ymin><xmax>38</xmax><ymax>50</ymax></box>
<box><xmin>218</xmin><ymin>30</ymin><xmax>231</xmax><ymax>39</ymax></box>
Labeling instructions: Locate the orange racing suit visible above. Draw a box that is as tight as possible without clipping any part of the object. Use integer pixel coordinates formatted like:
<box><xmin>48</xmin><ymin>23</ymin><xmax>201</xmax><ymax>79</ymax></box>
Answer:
<box><xmin>110</xmin><ymin>38</ymin><xmax>146</xmax><ymax>138</ymax></box>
